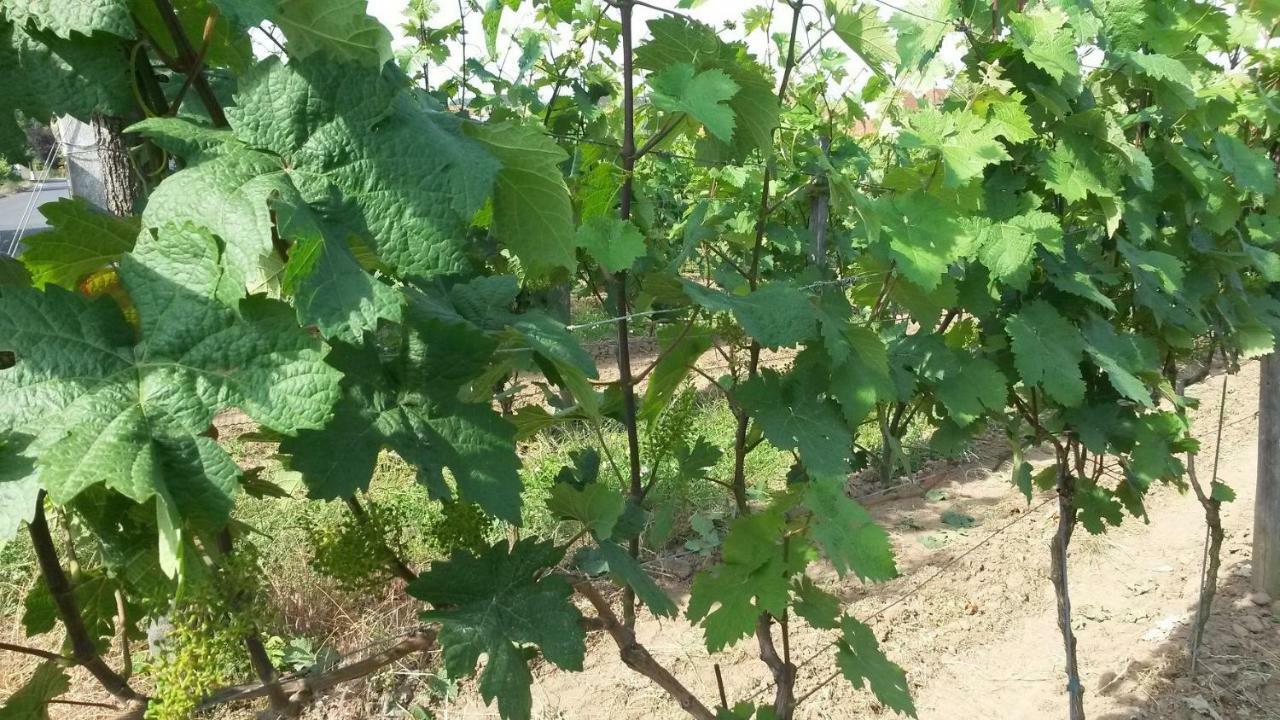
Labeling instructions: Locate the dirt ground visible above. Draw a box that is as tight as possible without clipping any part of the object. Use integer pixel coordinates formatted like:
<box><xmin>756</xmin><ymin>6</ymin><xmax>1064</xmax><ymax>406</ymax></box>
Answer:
<box><xmin>437</xmin><ymin>360</ymin><xmax>1279</xmax><ymax>720</ymax></box>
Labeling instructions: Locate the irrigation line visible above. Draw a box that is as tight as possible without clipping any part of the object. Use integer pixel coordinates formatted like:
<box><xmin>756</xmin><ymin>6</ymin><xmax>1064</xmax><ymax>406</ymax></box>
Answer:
<box><xmin>750</xmin><ymin>495</ymin><xmax>1058</xmax><ymax>705</ymax></box>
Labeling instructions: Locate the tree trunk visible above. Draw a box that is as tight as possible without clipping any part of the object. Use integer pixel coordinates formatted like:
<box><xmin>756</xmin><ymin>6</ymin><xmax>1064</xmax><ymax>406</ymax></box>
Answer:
<box><xmin>1255</xmin><ymin>352</ymin><xmax>1280</xmax><ymax>596</ymax></box>
<box><xmin>93</xmin><ymin>114</ymin><xmax>137</xmax><ymax>217</ymax></box>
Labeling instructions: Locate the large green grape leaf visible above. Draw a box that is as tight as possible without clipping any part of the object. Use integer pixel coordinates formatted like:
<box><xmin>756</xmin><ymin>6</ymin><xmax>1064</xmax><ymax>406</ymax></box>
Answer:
<box><xmin>969</xmin><ymin>210</ymin><xmax>1063</xmax><ymax>290</ymax></box>
<box><xmin>140</xmin><ymin>143</ymin><xmax>293</xmax><ymax>292</ymax></box>
<box><xmin>804</xmin><ymin>475</ymin><xmax>896</xmax><ymax>581</ymax></box>
<box><xmin>126</xmin><ymin>117</ymin><xmax>238</xmax><ymax>162</ymax></box>
<box><xmin>891</xmin><ymin>0</ymin><xmax>954</xmax><ymax>70</ymax></box>
<box><xmin>681</xmin><ymin>280</ymin><xmax>817</xmax><ymax>348</ymax></box>
<box><xmin>0</xmin><ymin>21</ymin><xmax>132</xmax><ymax>159</ymax></box>
<box><xmin>837</xmin><ymin>616</ymin><xmax>917</xmax><ymax>717</ymax></box>
<box><xmin>227</xmin><ymin>56</ymin><xmax>499</xmax><ymax>278</ymax></box>
<box><xmin>1009</xmin><ymin>5</ymin><xmax>1079</xmax><ymax>83</ymax></box>
<box><xmin>411</xmin><ymin>539</ymin><xmax>584</xmax><ymax>720</ymax></box>
<box><xmin>791</xmin><ymin>576</ymin><xmax>841</xmax><ymax>630</ymax></box>
<box><xmin>687</xmin><ymin>502</ymin><xmax>809</xmax><ymax>651</ymax></box>
<box><xmin>273</xmin><ymin>0</ymin><xmax>393</xmax><ymax>67</ymax></box>
<box><xmin>826</xmin><ymin>0</ymin><xmax>899</xmax><ymax>74</ymax></box>
<box><xmin>577</xmin><ymin>216</ymin><xmax>646</xmax><ymax>273</ymax></box>
<box><xmin>649</xmin><ymin>63</ymin><xmax>740</xmax><ymax>143</ymax></box>
<box><xmin>0</xmin><ymin>225</ymin><xmax>340</xmax><ymax>525</ymax></box>
<box><xmin>634</xmin><ymin>17</ymin><xmax>778</xmax><ymax>158</ymax></box>
<box><xmin>899</xmin><ymin>106</ymin><xmax>1010</xmax><ymax>187</ymax></box>
<box><xmin>1005</xmin><ymin>300</ymin><xmax>1085</xmax><ymax>407</ymax></box>
<box><xmin>1080</xmin><ymin>314</ymin><xmax>1158</xmax><ymax>406</ymax></box>
<box><xmin>22</xmin><ymin>570</ymin><xmax>120</xmax><ymax>652</ymax></box>
<box><xmin>19</xmin><ymin>198</ymin><xmax>138</xmax><ymax>289</ymax></box>
<box><xmin>465</xmin><ymin>121</ymin><xmax>576</xmax><ymax>277</ymax></box>
<box><xmin>0</xmin><ymin>661</ymin><xmax>69</xmax><ymax>720</ymax></box>
<box><xmin>546</xmin><ymin>482</ymin><xmax>624</xmax><ymax>539</ymax></box>
<box><xmin>0</xmin><ymin>0</ymin><xmax>133</xmax><ymax>39</ymax></box>
<box><xmin>133</xmin><ymin>118</ymin><xmax>402</xmax><ymax>340</ymax></box>
<box><xmin>1213</xmin><ymin>132</ymin><xmax>1276</xmax><ymax>196</ymax></box>
<box><xmin>737</xmin><ymin>365</ymin><xmax>854</xmax><ymax>477</ymax></box>
<box><xmin>876</xmin><ymin>192</ymin><xmax>964</xmax><ymax>291</ymax></box>
<box><xmin>280</xmin><ymin>304</ymin><xmax>523</xmax><ymax>522</ymax></box>
<box><xmin>278</xmin><ymin>203</ymin><xmax>402</xmax><ymax>341</ymax></box>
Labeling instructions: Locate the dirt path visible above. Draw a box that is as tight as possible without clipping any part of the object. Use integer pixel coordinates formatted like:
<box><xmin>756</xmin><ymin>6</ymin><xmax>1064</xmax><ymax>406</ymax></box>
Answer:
<box><xmin>443</xmin><ymin>361</ymin><xmax>1279</xmax><ymax>720</ymax></box>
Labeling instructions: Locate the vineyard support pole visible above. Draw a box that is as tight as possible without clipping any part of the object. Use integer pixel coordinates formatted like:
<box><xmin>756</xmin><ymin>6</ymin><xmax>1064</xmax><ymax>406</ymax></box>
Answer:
<box><xmin>1255</xmin><ymin>352</ymin><xmax>1280</xmax><ymax>596</ymax></box>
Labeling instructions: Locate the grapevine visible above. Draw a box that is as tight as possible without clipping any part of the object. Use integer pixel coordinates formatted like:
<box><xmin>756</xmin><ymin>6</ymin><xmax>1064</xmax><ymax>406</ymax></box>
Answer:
<box><xmin>0</xmin><ymin>0</ymin><xmax>1276</xmax><ymax>719</ymax></box>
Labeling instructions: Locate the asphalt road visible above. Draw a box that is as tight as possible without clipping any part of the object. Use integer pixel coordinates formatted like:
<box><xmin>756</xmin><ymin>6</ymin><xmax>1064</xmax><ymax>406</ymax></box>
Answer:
<box><xmin>0</xmin><ymin>178</ymin><xmax>70</xmax><ymax>256</ymax></box>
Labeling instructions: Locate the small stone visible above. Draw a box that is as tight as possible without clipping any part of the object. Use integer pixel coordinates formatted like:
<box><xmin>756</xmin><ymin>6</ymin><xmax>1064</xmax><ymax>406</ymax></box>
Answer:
<box><xmin>1232</xmin><ymin>622</ymin><xmax>1252</xmax><ymax>638</ymax></box>
<box><xmin>1248</xmin><ymin>591</ymin><xmax>1272</xmax><ymax>606</ymax></box>
<box><xmin>1240</xmin><ymin>614</ymin><xmax>1266</xmax><ymax>634</ymax></box>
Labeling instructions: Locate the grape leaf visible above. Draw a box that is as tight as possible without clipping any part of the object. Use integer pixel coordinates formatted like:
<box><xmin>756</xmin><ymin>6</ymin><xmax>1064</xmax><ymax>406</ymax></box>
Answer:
<box><xmin>827</xmin><ymin>0</ymin><xmax>899</xmax><ymax>74</ymax></box>
<box><xmin>971</xmin><ymin>210</ymin><xmax>1063</xmax><ymax>290</ymax></box>
<box><xmin>281</xmin><ymin>315</ymin><xmax>522</xmax><ymax>522</ymax></box>
<box><xmin>1213</xmin><ymin>132</ymin><xmax>1276</xmax><ymax>196</ymax></box>
<box><xmin>634</xmin><ymin>17</ymin><xmax>778</xmax><ymax>158</ymax></box>
<box><xmin>0</xmin><ymin>225</ymin><xmax>339</xmax><ymax>530</ymax></box>
<box><xmin>140</xmin><ymin>144</ymin><xmax>293</xmax><ymax>292</ymax></box>
<box><xmin>932</xmin><ymin>356</ymin><xmax>1008</xmax><ymax>427</ymax></box>
<box><xmin>0</xmin><ymin>432</ymin><xmax>38</xmax><ymax>543</ymax></box>
<box><xmin>280</xmin><ymin>206</ymin><xmax>403</xmax><ymax>342</ymax></box>
<box><xmin>466</xmin><ymin>121</ymin><xmax>576</xmax><ymax>277</ymax></box>
<box><xmin>649</xmin><ymin>63</ymin><xmax>740</xmax><ymax>143</ymax></box>
<box><xmin>681</xmin><ymin>280</ymin><xmax>817</xmax><ymax>348</ymax></box>
<box><xmin>1009</xmin><ymin>5</ymin><xmax>1078</xmax><ymax>83</ymax></box>
<box><xmin>1005</xmin><ymin>300</ymin><xmax>1086</xmax><ymax>406</ymax></box>
<box><xmin>0</xmin><ymin>661</ymin><xmax>69</xmax><ymax>720</ymax></box>
<box><xmin>273</xmin><ymin>0</ymin><xmax>393</xmax><ymax>68</ymax></box>
<box><xmin>687</xmin><ymin>504</ymin><xmax>808</xmax><ymax>651</ymax></box>
<box><xmin>19</xmin><ymin>198</ymin><xmax>138</xmax><ymax>289</ymax></box>
<box><xmin>411</xmin><ymin>539</ymin><xmax>584</xmax><ymax>720</ymax></box>
<box><xmin>0</xmin><ymin>21</ymin><xmax>133</xmax><ymax>158</ymax></box>
<box><xmin>1076</xmin><ymin>485</ymin><xmax>1123</xmax><ymax>534</ymax></box>
<box><xmin>804</xmin><ymin>475</ymin><xmax>897</xmax><ymax>581</ymax></box>
<box><xmin>126</xmin><ymin>117</ymin><xmax>237</xmax><ymax>162</ymax></box>
<box><xmin>836</xmin><ymin>616</ymin><xmax>916</xmax><ymax>717</ymax></box>
<box><xmin>1081</xmin><ymin>314</ymin><xmax>1157</xmax><ymax>406</ymax></box>
<box><xmin>546</xmin><ymin>482</ymin><xmax>624</xmax><ymax>539</ymax></box>
<box><xmin>791</xmin><ymin>576</ymin><xmax>840</xmax><ymax>630</ymax></box>
<box><xmin>899</xmin><ymin>106</ymin><xmax>1010</xmax><ymax>187</ymax></box>
<box><xmin>576</xmin><ymin>216</ymin><xmax>646</xmax><ymax>273</ymax></box>
<box><xmin>227</xmin><ymin>56</ymin><xmax>499</xmax><ymax>278</ymax></box>
<box><xmin>737</xmin><ymin>367</ymin><xmax>853</xmax><ymax>477</ymax></box>
<box><xmin>576</xmin><ymin>540</ymin><xmax>678</xmax><ymax>618</ymax></box>
<box><xmin>1</xmin><ymin>0</ymin><xmax>133</xmax><ymax>39</ymax></box>
<box><xmin>640</xmin><ymin>324</ymin><xmax>713</xmax><ymax>424</ymax></box>
<box><xmin>877</xmin><ymin>192</ymin><xmax>963</xmax><ymax>291</ymax></box>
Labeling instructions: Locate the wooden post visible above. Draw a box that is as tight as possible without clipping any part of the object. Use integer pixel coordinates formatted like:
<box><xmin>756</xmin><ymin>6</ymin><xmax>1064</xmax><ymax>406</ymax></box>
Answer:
<box><xmin>1256</xmin><ymin>352</ymin><xmax>1280</xmax><ymax>596</ymax></box>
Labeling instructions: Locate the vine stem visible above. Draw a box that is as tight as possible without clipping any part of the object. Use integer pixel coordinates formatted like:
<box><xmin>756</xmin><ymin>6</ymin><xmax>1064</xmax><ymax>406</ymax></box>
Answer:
<box><xmin>574</xmin><ymin>580</ymin><xmax>716</xmax><ymax>720</ymax></box>
<box><xmin>0</xmin><ymin>640</ymin><xmax>67</xmax><ymax>662</ymax></box>
<box><xmin>27</xmin><ymin>492</ymin><xmax>143</xmax><ymax>704</ymax></box>
<box><xmin>614</xmin><ymin>0</ymin><xmax>644</xmax><ymax>631</ymax></box>
<box><xmin>742</xmin><ymin>5</ymin><xmax>805</xmax><ymax>718</ymax></box>
<box><xmin>149</xmin><ymin>0</ymin><xmax>228</xmax><ymax>127</ymax></box>
<box><xmin>1050</xmin><ymin>448</ymin><xmax>1085</xmax><ymax>720</ymax></box>
<box><xmin>1186</xmin><ymin>364</ymin><xmax>1229</xmax><ymax>675</ymax></box>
